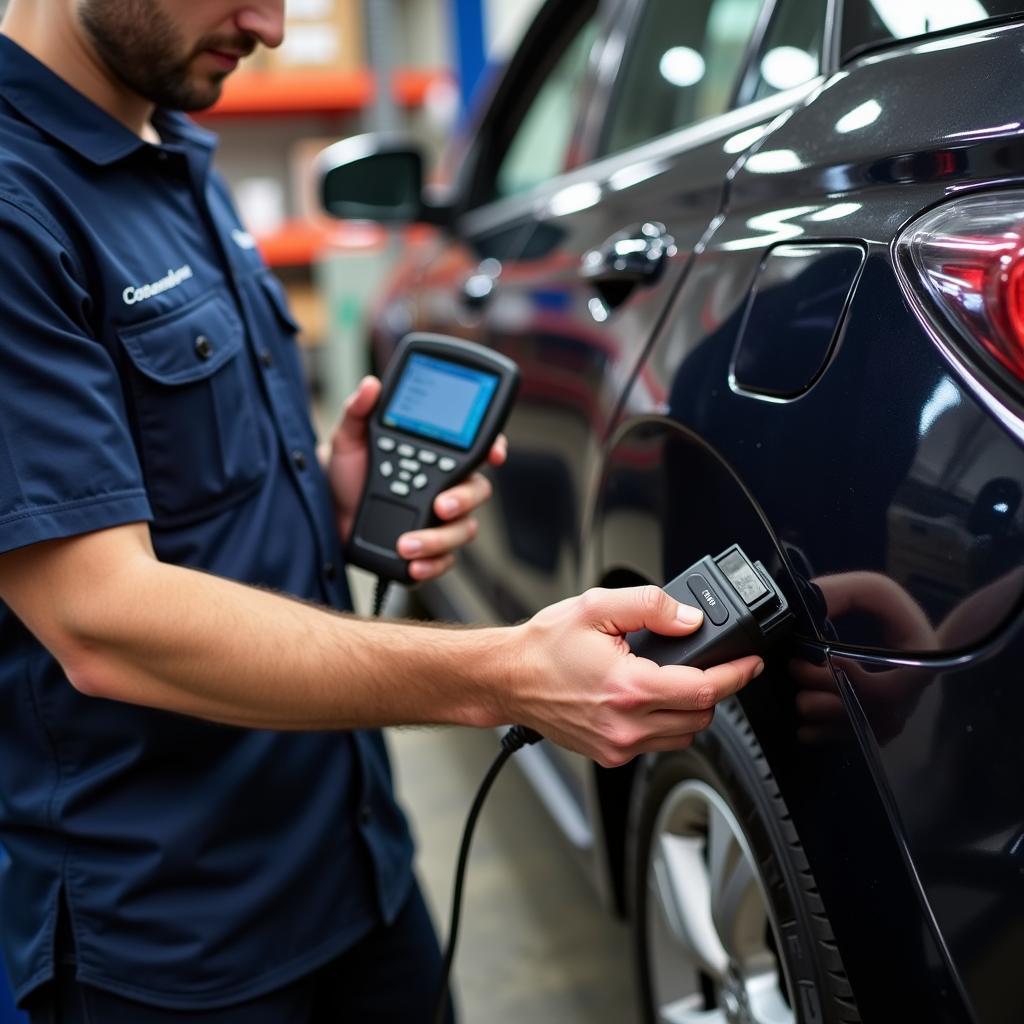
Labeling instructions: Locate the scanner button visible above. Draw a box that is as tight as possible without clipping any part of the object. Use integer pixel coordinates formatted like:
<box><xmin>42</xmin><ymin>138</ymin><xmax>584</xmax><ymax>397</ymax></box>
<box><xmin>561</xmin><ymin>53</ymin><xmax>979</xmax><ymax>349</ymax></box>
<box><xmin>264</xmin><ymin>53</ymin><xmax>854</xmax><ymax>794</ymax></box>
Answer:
<box><xmin>438</xmin><ymin>457</ymin><xmax>456</xmax><ymax>472</ymax></box>
<box><xmin>377</xmin><ymin>436</ymin><xmax>396</xmax><ymax>452</ymax></box>
<box><xmin>418</xmin><ymin>450</ymin><xmax>437</xmax><ymax>465</ymax></box>
<box><xmin>400</xmin><ymin>458</ymin><xmax>420</xmax><ymax>473</ymax></box>
<box><xmin>380</xmin><ymin>461</ymin><xmax>394</xmax><ymax>478</ymax></box>
<box><xmin>686</xmin><ymin>573</ymin><xmax>729</xmax><ymax>626</ymax></box>
<box><xmin>412</xmin><ymin>474</ymin><xmax>428</xmax><ymax>490</ymax></box>
<box><xmin>390</xmin><ymin>481</ymin><xmax>411</xmax><ymax>496</ymax></box>
<box><xmin>398</xmin><ymin>443</ymin><xmax>415</xmax><ymax>457</ymax></box>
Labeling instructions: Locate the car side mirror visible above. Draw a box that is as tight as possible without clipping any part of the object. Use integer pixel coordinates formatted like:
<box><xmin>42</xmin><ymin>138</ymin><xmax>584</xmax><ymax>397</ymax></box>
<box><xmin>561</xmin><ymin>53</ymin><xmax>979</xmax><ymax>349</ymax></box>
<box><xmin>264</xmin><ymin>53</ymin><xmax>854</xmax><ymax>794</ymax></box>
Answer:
<box><xmin>317</xmin><ymin>134</ymin><xmax>450</xmax><ymax>226</ymax></box>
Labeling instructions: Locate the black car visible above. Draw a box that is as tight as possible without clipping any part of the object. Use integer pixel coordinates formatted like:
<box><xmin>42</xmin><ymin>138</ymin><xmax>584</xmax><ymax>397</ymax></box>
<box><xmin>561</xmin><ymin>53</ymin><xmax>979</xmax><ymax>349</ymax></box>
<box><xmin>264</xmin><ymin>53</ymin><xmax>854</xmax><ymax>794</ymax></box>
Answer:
<box><xmin>319</xmin><ymin>1</ymin><xmax>1024</xmax><ymax>1020</ymax></box>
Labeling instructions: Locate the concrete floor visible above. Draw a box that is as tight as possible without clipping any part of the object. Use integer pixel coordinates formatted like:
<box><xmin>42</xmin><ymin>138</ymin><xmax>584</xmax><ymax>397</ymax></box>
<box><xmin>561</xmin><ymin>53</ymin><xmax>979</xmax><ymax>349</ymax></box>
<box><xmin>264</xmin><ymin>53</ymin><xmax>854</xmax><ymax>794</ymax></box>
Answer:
<box><xmin>349</xmin><ymin>569</ymin><xmax>639</xmax><ymax>1023</ymax></box>
<box><xmin>388</xmin><ymin>725</ymin><xmax>638</xmax><ymax>1023</ymax></box>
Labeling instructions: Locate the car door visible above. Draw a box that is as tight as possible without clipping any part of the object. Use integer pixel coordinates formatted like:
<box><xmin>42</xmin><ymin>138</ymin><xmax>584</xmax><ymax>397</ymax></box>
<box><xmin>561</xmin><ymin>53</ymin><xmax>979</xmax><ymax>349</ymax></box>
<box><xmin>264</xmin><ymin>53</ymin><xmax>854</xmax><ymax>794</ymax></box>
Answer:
<box><xmin>413</xmin><ymin>0</ymin><xmax>831</xmax><ymax>882</ymax></box>
<box><xmin>450</xmin><ymin>0</ymin><xmax>828</xmax><ymax>633</ymax></box>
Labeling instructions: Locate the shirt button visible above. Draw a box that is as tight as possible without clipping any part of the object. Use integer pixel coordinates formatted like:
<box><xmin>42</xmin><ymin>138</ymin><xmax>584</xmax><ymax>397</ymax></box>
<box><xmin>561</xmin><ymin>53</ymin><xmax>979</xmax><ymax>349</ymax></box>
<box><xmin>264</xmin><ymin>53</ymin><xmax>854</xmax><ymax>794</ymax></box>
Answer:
<box><xmin>359</xmin><ymin>805</ymin><xmax>373</xmax><ymax>826</ymax></box>
<box><xmin>194</xmin><ymin>334</ymin><xmax>213</xmax><ymax>360</ymax></box>
<box><xmin>322</xmin><ymin>561</ymin><xmax>337</xmax><ymax>581</ymax></box>
<box><xmin>291</xmin><ymin>450</ymin><xmax>307</xmax><ymax>470</ymax></box>
<box><xmin>260</xmin><ymin>349</ymin><xmax>272</xmax><ymax>368</ymax></box>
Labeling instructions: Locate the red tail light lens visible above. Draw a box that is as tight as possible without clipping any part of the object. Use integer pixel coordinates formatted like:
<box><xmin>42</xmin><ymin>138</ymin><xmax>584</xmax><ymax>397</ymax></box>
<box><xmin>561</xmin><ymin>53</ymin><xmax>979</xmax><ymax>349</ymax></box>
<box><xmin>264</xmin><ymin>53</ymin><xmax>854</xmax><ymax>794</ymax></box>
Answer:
<box><xmin>897</xmin><ymin>194</ymin><xmax>1024</xmax><ymax>390</ymax></box>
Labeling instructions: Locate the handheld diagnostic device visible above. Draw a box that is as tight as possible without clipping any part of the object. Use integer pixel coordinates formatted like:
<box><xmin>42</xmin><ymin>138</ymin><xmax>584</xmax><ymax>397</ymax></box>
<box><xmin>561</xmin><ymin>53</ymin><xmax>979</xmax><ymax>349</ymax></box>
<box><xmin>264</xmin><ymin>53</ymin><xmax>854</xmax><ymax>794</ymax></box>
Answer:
<box><xmin>349</xmin><ymin>333</ymin><xmax>519</xmax><ymax>582</ymax></box>
<box><xmin>627</xmin><ymin>544</ymin><xmax>793</xmax><ymax>669</ymax></box>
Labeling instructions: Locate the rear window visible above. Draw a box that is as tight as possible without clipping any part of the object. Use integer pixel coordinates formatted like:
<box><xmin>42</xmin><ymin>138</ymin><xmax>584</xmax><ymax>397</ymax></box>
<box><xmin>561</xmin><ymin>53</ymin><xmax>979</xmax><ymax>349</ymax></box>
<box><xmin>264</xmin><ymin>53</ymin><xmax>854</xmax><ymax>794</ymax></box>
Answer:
<box><xmin>842</xmin><ymin>0</ymin><xmax>1024</xmax><ymax>61</ymax></box>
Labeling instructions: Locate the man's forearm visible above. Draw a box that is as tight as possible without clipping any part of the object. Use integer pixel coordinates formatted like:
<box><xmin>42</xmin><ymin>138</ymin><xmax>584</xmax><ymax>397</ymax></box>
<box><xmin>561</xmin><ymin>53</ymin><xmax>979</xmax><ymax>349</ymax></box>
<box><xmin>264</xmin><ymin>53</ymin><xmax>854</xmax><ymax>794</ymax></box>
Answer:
<box><xmin>0</xmin><ymin>523</ymin><xmax>765</xmax><ymax>767</ymax></box>
<box><xmin>73</xmin><ymin>562</ymin><xmax>515</xmax><ymax>729</ymax></box>
<box><xmin>3</xmin><ymin>525</ymin><xmax>515</xmax><ymax>730</ymax></box>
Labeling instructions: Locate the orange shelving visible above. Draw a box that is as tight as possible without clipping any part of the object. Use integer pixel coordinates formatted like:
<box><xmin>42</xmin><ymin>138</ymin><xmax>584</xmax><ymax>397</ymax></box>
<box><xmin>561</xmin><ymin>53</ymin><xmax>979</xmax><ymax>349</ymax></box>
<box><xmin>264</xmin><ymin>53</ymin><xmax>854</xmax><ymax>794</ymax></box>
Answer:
<box><xmin>200</xmin><ymin>68</ymin><xmax>445</xmax><ymax>118</ymax></box>
<box><xmin>254</xmin><ymin>219</ymin><xmax>390</xmax><ymax>267</ymax></box>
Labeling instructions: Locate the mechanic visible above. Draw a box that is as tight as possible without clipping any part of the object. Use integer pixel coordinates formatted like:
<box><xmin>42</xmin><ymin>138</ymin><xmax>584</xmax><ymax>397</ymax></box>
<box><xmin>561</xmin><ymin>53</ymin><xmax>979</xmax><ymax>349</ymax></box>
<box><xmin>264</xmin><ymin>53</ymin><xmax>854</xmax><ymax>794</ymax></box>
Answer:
<box><xmin>0</xmin><ymin>2</ymin><xmax>764</xmax><ymax>1022</ymax></box>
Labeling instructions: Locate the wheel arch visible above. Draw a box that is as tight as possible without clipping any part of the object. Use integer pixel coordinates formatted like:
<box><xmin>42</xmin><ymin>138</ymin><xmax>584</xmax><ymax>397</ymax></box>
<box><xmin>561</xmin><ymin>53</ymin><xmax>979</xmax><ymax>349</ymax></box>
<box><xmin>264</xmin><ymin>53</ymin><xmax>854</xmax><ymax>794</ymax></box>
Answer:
<box><xmin>585</xmin><ymin>410</ymin><xmax>809</xmax><ymax>918</ymax></box>
<box><xmin>584</xmin><ymin>414</ymin><xmax>969</xmax><ymax>1018</ymax></box>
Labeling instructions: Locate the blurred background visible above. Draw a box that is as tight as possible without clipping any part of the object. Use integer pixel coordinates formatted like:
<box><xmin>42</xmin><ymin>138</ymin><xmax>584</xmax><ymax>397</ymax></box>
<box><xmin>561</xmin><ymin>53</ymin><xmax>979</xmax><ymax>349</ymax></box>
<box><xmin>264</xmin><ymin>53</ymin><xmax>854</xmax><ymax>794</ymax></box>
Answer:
<box><xmin>205</xmin><ymin>0</ymin><xmax>546</xmax><ymax>430</ymax></box>
<box><xmin>0</xmin><ymin>2</ymin><xmax>639</xmax><ymax>1021</ymax></box>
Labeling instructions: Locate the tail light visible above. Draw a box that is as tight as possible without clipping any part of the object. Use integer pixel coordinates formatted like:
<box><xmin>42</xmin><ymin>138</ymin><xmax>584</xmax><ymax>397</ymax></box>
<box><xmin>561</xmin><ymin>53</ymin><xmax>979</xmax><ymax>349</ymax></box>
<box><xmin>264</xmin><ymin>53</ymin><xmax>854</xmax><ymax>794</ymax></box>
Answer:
<box><xmin>897</xmin><ymin>193</ymin><xmax>1024</xmax><ymax>400</ymax></box>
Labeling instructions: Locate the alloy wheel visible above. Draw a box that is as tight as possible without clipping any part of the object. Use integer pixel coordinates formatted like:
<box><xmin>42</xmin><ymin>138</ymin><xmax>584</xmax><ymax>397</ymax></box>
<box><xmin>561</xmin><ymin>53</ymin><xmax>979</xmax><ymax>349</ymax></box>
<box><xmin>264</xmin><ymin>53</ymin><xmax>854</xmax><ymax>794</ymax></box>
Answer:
<box><xmin>646</xmin><ymin>779</ymin><xmax>794</xmax><ymax>1024</ymax></box>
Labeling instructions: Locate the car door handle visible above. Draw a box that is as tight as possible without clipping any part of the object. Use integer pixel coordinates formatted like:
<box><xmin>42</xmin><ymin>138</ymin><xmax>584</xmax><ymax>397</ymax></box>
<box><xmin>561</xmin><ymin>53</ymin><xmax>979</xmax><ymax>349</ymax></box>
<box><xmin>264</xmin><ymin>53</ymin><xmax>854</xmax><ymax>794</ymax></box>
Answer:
<box><xmin>461</xmin><ymin>258</ymin><xmax>502</xmax><ymax>309</ymax></box>
<box><xmin>580</xmin><ymin>221</ymin><xmax>676</xmax><ymax>295</ymax></box>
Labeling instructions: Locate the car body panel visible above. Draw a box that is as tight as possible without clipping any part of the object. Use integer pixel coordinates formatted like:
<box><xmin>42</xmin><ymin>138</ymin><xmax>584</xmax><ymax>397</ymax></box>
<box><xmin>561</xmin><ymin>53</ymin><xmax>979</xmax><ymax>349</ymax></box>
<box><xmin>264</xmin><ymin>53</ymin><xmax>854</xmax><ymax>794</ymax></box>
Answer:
<box><xmin>830</xmin><ymin>622</ymin><xmax>1024</xmax><ymax>1024</ymax></box>
<box><xmin>587</xmin><ymin>20</ymin><xmax>1024</xmax><ymax>1022</ymax></box>
<box><xmin>630</xmin><ymin>23</ymin><xmax>1024</xmax><ymax>655</ymax></box>
<box><xmin>354</xmin><ymin>4</ymin><xmax>1024</xmax><ymax>1019</ymax></box>
<box><xmin>593</xmin><ymin>417</ymin><xmax>977</xmax><ymax>1021</ymax></box>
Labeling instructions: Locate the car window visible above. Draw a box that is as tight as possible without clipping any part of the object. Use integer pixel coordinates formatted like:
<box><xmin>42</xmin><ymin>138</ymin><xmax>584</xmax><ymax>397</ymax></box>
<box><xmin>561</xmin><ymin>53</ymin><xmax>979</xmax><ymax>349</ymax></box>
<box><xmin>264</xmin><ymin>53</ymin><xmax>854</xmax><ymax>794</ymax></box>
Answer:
<box><xmin>492</xmin><ymin>14</ymin><xmax>600</xmax><ymax>201</ymax></box>
<box><xmin>842</xmin><ymin>0</ymin><xmax>1024</xmax><ymax>60</ymax></box>
<box><xmin>599</xmin><ymin>0</ymin><xmax>765</xmax><ymax>158</ymax></box>
<box><xmin>749</xmin><ymin>0</ymin><xmax>828</xmax><ymax>102</ymax></box>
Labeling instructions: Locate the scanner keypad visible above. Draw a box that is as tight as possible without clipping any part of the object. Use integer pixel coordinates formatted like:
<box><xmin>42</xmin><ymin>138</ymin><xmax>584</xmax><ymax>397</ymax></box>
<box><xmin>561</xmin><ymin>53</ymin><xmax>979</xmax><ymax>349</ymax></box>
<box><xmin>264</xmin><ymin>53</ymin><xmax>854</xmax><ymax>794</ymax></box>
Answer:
<box><xmin>378</xmin><ymin>434</ymin><xmax>459</xmax><ymax>497</ymax></box>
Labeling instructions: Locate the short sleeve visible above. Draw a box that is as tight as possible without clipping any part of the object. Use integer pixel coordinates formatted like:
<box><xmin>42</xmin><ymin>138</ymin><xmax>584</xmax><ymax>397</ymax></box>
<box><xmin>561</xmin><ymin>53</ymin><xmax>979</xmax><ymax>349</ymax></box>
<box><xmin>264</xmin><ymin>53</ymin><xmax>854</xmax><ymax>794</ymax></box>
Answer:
<box><xmin>0</xmin><ymin>196</ymin><xmax>151</xmax><ymax>554</ymax></box>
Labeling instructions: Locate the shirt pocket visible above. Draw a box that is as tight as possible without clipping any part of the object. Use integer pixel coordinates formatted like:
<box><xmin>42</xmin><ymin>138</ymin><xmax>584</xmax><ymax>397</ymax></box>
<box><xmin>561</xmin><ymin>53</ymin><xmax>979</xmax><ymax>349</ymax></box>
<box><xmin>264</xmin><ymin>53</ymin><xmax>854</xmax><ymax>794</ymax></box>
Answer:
<box><xmin>118</xmin><ymin>291</ymin><xmax>269</xmax><ymax>523</ymax></box>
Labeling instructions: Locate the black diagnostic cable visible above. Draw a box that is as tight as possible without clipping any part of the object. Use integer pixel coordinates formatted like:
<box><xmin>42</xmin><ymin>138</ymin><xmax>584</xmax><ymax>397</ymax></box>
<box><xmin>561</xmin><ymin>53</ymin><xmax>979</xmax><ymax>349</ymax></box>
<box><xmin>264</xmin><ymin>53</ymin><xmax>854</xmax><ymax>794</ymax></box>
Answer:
<box><xmin>431</xmin><ymin>723</ymin><xmax>541</xmax><ymax>1024</ymax></box>
<box><xmin>371</xmin><ymin>577</ymin><xmax>390</xmax><ymax>618</ymax></box>
<box><xmin>366</xmin><ymin>574</ymin><xmax>540</xmax><ymax>1024</ymax></box>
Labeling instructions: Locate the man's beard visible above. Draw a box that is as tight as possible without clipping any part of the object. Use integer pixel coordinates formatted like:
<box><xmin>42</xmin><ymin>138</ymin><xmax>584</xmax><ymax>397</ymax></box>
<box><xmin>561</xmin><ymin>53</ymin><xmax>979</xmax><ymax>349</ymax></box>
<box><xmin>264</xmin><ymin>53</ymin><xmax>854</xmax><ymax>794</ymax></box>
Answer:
<box><xmin>79</xmin><ymin>0</ymin><xmax>256</xmax><ymax>111</ymax></box>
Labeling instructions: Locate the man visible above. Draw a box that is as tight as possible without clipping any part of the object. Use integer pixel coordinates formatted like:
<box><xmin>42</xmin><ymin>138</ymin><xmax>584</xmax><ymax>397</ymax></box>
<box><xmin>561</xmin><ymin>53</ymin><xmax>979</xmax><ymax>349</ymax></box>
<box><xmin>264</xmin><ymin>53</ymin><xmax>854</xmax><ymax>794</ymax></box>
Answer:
<box><xmin>0</xmin><ymin>2</ymin><xmax>764</xmax><ymax>1021</ymax></box>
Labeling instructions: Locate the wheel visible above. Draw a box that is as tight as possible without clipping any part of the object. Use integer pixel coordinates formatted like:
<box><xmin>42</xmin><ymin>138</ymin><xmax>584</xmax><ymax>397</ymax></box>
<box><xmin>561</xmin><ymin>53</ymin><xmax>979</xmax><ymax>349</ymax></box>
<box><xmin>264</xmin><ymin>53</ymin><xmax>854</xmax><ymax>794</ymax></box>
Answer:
<box><xmin>628</xmin><ymin>698</ymin><xmax>860</xmax><ymax>1024</ymax></box>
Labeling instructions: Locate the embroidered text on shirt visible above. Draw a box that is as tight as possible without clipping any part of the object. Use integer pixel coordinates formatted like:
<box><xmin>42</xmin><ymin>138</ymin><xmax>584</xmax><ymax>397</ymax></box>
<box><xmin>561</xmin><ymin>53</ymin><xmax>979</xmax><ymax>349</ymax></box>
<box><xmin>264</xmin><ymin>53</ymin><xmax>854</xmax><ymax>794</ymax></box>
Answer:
<box><xmin>122</xmin><ymin>264</ymin><xmax>194</xmax><ymax>305</ymax></box>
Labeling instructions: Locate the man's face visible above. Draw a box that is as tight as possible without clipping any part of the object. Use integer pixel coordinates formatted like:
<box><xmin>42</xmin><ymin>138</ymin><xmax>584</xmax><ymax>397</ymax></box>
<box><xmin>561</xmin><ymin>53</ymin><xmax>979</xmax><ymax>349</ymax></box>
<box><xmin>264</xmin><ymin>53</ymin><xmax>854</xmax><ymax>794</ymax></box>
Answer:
<box><xmin>78</xmin><ymin>1</ymin><xmax>276</xmax><ymax>111</ymax></box>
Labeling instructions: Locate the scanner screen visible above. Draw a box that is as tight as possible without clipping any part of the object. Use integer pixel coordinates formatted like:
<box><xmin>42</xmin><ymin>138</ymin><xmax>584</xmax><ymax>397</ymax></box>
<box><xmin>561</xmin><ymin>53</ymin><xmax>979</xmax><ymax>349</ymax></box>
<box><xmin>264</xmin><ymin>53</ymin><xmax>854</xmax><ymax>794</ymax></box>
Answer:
<box><xmin>384</xmin><ymin>353</ymin><xmax>499</xmax><ymax>450</ymax></box>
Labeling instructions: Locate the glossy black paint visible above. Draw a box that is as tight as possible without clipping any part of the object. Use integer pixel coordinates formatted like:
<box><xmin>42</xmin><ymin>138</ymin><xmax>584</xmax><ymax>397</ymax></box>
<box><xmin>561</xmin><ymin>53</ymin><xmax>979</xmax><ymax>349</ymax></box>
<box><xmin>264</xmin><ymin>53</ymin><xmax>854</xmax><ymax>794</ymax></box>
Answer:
<box><xmin>355</xmin><ymin>4</ymin><xmax>1024</xmax><ymax>1020</ymax></box>
<box><xmin>730</xmin><ymin>243</ymin><xmax>864</xmax><ymax>397</ymax></box>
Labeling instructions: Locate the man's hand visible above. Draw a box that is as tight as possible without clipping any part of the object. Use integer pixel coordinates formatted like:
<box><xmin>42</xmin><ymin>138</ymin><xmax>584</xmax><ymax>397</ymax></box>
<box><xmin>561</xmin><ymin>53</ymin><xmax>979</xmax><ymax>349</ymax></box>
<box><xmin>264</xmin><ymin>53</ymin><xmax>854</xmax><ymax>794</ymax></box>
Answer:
<box><xmin>508</xmin><ymin>585</ymin><xmax>764</xmax><ymax>767</ymax></box>
<box><xmin>324</xmin><ymin>375</ymin><xmax>507</xmax><ymax>580</ymax></box>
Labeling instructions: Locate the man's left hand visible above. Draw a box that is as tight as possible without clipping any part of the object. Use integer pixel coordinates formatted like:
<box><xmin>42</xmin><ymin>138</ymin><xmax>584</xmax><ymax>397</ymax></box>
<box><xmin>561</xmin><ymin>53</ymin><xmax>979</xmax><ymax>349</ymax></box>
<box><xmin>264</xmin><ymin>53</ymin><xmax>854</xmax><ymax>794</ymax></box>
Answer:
<box><xmin>324</xmin><ymin>375</ymin><xmax>508</xmax><ymax>580</ymax></box>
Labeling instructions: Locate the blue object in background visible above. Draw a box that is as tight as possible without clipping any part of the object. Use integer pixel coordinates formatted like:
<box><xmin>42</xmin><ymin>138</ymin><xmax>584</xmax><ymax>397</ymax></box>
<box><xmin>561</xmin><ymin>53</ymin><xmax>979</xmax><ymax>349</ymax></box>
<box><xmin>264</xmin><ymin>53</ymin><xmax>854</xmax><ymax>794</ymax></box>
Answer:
<box><xmin>448</xmin><ymin>0</ymin><xmax>487</xmax><ymax>116</ymax></box>
<box><xmin>0</xmin><ymin>963</ymin><xmax>27</xmax><ymax>1024</ymax></box>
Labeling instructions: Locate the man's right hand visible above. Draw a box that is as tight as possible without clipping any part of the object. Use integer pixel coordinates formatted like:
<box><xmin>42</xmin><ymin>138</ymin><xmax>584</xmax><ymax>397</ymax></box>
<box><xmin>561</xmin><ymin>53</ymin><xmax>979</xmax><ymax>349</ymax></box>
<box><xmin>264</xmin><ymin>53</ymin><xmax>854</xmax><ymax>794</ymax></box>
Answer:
<box><xmin>506</xmin><ymin>586</ymin><xmax>764</xmax><ymax>768</ymax></box>
<box><xmin>0</xmin><ymin>526</ymin><xmax>762</xmax><ymax>751</ymax></box>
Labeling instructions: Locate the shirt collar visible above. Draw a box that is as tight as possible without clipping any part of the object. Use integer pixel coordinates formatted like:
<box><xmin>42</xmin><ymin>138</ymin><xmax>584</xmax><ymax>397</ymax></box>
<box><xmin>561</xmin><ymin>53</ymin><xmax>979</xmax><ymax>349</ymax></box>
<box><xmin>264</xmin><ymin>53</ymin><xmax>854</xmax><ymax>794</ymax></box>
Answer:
<box><xmin>0</xmin><ymin>35</ymin><xmax>217</xmax><ymax>166</ymax></box>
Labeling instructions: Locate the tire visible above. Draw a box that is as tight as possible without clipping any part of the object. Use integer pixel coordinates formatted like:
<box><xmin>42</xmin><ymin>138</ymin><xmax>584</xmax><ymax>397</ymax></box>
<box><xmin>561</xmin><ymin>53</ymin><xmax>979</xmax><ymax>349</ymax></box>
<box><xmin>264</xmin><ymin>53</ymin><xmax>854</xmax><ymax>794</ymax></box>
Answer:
<box><xmin>628</xmin><ymin>698</ymin><xmax>860</xmax><ymax>1024</ymax></box>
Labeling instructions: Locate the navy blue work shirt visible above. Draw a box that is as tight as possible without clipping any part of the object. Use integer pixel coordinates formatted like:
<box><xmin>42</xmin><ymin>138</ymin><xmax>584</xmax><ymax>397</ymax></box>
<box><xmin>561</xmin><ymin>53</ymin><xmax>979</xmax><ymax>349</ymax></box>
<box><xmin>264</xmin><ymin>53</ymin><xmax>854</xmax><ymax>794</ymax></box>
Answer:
<box><xmin>0</xmin><ymin>37</ymin><xmax>414</xmax><ymax>1010</ymax></box>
